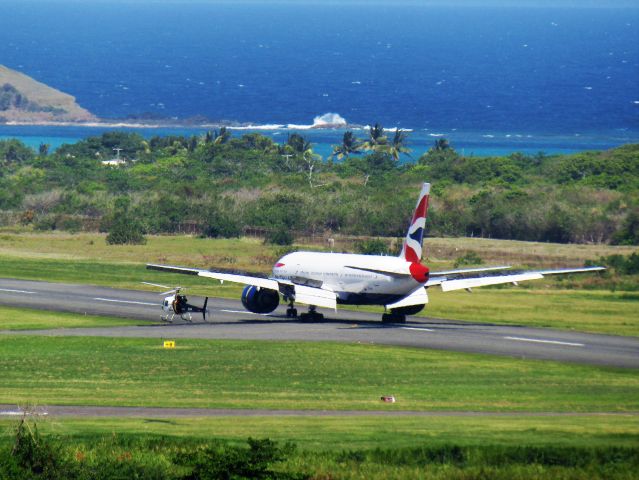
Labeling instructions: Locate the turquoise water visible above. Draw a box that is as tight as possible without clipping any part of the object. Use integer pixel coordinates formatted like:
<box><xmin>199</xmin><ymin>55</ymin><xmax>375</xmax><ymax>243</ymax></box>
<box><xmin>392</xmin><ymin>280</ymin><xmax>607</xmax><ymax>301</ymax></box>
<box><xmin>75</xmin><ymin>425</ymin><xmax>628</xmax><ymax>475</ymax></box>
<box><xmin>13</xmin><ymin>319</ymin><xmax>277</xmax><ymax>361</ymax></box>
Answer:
<box><xmin>0</xmin><ymin>124</ymin><xmax>628</xmax><ymax>160</ymax></box>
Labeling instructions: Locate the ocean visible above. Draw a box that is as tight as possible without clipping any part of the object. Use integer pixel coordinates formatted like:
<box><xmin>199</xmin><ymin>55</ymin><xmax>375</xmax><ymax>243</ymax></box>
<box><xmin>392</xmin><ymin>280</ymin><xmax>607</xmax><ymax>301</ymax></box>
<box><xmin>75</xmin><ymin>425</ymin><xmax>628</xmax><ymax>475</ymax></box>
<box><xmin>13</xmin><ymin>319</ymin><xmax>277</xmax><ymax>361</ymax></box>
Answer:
<box><xmin>1</xmin><ymin>1</ymin><xmax>638</xmax><ymax>155</ymax></box>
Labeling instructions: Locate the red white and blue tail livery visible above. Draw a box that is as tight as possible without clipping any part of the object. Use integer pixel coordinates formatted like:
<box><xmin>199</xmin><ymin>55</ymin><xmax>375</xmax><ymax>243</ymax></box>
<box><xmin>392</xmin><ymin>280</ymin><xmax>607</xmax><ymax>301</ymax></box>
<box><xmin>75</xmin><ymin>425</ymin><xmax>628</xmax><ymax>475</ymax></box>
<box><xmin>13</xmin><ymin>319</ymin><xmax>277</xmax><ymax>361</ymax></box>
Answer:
<box><xmin>148</xmin><ymin>182</ymin><xmax>604</xmax><ymax>323</ymax></box>
<box><xmin>400</xmin><ymin>182</ymin><xmax>430</xmax><ymax>263</ymax></box>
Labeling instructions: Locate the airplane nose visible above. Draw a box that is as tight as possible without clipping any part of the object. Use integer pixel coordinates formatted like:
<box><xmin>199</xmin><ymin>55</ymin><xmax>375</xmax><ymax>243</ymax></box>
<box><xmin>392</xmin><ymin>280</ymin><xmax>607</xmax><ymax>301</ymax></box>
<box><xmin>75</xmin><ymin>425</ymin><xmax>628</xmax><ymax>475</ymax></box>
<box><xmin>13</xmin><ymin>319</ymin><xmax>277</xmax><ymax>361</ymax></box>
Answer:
<box><xmin>409</xmin><ymin>262</ymin><xmax>430</xmax><ymax>283</ymax></box>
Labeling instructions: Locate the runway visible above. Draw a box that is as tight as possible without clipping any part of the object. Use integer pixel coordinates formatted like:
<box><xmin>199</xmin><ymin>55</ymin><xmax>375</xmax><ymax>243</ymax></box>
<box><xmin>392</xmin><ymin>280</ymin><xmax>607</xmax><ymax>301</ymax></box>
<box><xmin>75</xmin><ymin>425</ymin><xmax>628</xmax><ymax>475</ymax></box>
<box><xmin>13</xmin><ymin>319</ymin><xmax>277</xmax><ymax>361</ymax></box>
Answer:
<box><xmin>1</xmin><ymin>278</ymin><xmax>638</xmax><ymax>369</ymax></box>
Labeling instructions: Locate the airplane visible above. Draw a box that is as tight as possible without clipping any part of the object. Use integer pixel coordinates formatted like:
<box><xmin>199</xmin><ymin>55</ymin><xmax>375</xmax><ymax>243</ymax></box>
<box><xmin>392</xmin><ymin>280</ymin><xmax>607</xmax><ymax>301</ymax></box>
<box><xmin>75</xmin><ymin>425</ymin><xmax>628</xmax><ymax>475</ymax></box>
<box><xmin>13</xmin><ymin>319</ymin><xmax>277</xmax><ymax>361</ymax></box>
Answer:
<box><xmin>147</xmin><ymin>182</ymin><xmax>604</xmax><ymax>323</ymax></box>
<box><xmin>142</xmin><ymin>282</ymin><xmax>209</xmax><ymax>322</ymax></box>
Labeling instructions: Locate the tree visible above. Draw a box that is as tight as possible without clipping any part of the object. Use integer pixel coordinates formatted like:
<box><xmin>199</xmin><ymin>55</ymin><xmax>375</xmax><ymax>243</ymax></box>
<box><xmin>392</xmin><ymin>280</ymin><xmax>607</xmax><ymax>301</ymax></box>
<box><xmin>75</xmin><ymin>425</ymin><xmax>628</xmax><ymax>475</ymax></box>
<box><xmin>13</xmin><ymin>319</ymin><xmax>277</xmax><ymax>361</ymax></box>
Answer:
<box><xmin>286</xmin><ymin>133</ymin><xmax>311</xmax><ymax>155</ymax></box>
<box><xmin>213</xmin><ymin>126</ymin><xmax>231</xmax><ymax>145</ymax></box>
<box><xmin>331</xmin><ymin>131</ymin><xmax>362</xmax><ymax>160</ymax></box>
<box><xmin>433</xmin><ymin>138</ymin><xmax>450</xmax><ymax>151</ymax></box>
<box><xmin>387</xmin><ymin>129</ymin><xmax>411</xmax><ymax>161</ymax></box>
<box><xmin>105</xmin><ymin>197</ymin><xmax>146</xmax><ymax>245</ymax></box>
<box><xmin>38</xmin><ymin>143</ymin><xmax>49</xmax><ymax>157</ymax></box>
<box><xmin>362</xmin><ymin>123</ymin><xmax>388</xmax><ymax>152</ymax></box>
<box><xmin>612</xmin><ymin>208</ymin><xmax>639</xmax><ymax>245</ymax></box>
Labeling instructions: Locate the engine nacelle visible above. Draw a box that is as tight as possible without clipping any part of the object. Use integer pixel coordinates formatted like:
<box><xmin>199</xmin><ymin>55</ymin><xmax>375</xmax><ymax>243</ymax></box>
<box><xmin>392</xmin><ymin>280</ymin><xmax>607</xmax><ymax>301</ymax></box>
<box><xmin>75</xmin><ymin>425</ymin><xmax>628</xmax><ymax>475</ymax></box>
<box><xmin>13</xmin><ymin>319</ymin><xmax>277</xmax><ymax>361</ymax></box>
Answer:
<box><xmin>241</xmin><ymin>285</ymin><xmax>280</xmax><ymax>314</ymax></box>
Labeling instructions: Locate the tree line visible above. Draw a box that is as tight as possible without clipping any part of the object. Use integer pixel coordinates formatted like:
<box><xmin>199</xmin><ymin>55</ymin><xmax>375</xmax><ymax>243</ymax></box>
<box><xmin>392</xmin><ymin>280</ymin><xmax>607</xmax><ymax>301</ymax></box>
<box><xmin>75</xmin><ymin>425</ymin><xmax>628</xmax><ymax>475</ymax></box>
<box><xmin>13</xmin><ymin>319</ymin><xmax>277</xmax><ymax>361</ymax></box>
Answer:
<box><xmin>0</xmin><ymin>127</ymin><xmax>637</xmax><ymax>245</ymax></box>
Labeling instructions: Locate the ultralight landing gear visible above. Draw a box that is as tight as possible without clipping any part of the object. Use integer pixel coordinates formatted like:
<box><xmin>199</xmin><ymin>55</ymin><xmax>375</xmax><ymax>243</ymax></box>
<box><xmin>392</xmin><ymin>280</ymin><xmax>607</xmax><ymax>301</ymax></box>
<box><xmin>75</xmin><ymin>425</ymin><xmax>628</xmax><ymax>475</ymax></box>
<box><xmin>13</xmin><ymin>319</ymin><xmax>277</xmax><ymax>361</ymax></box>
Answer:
<box><xmin>299</xmin><ymin>305</ymin><xmax>324</xmax><ymax>322</ymax></box>
<box><xmin>382</xmin><ymin>312</ymin><xmax>406</xmax><ymax>324</ymax></box>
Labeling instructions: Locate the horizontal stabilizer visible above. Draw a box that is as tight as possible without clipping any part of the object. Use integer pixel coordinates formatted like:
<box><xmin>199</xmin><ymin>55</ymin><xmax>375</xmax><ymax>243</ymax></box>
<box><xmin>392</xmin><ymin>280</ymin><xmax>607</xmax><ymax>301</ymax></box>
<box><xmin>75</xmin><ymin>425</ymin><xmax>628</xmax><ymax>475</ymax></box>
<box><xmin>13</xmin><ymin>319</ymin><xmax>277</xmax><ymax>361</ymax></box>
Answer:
<box><xmin>294</xmin><ymin>285</ymin><xmax>337</xmax><ymax>310</ymax></box>
<box><xmin>386</xmin><ymin>287</ymin><xmax>429</xmax><ymax>310</ymax></box>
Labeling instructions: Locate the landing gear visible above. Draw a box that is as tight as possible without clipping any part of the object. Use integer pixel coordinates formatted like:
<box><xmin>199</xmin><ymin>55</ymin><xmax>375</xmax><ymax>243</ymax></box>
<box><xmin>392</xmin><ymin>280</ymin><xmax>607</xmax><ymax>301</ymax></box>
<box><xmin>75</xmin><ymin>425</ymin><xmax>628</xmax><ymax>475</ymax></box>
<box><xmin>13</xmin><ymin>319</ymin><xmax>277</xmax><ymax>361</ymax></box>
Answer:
<box><xmin>299</xmin><ymin>305</ymin><xmax>324</xmax><ymax>322</ymax></box>
<box><xmin>286</xmin><ymin>299</ymin><xmax>298</xmax><ymax>318</ymax></box>
<box><xmin>382</xmin><ymin>312</ymin><xmax>406</xmax><ymax>324</ymax></box>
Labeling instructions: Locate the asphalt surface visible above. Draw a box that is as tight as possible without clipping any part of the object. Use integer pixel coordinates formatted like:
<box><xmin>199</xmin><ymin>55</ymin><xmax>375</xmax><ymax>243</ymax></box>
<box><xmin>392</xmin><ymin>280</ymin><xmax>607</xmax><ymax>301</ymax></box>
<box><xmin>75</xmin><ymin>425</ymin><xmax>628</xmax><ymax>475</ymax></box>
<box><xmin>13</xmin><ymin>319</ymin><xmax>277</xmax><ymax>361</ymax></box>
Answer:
<box><xmin>1</xmin><ymin>278</ymin><xmax>638</xmax><ymax>368</ymax></box>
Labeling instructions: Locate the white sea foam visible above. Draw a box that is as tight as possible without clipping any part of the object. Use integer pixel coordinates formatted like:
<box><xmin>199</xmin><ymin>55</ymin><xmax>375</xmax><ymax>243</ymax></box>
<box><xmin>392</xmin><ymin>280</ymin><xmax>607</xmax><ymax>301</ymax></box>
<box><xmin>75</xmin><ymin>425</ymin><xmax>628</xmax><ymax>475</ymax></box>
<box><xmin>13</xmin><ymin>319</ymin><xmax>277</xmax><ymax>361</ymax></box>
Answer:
<box><xmin>228</xmin><ymin>124</ymin><xmax>285</xmax><ymax>130</ymax></box>
<box><xmin>482</xmin><ymin>134</ymin><xmax>495</xmax><ymax>138</ymax></box>
<box><xmin>428</xmin><ymin>133</ymin><xmax>445</xmax><ymax>137</ymax></box>
<box><xmin>633</xmin><ymin>100</ymin><xmax>639</xmax><ymax>104</ymax></box>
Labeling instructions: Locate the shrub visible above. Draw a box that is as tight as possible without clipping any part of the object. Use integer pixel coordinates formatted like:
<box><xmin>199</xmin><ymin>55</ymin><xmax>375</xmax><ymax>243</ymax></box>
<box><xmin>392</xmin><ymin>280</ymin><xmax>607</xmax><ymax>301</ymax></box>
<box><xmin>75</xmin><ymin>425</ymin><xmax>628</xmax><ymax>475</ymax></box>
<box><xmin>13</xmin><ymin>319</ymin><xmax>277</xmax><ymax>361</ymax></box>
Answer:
<box><xmin>454</xmin><ymin>251</ymin><xmax>483</xmax><ymax>267</ymax></box>
<box><xmin>106</xmin><ymin>216</ymin><xmax>146</xmax><ymax>245</ymax></box>
<box><xmin>265</xmin><ymin>227</ymin><xmax>294</xmax><ymax>246</ymax></box>
<box><xmin>355</xmin><ymin>238</ymin><xmax>392</xmax><ymax>255</ymax></box>
<box><xmin>186</xmin><ymin>437</ymin><xmax>299</xmax><ymax>480</ymax></box>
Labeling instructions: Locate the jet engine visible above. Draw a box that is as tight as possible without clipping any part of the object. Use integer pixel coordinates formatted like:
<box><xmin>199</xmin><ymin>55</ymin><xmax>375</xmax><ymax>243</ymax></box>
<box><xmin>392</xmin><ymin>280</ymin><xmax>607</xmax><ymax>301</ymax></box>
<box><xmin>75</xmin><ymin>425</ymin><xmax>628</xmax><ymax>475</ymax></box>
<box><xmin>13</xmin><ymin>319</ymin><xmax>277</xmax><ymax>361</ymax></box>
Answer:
<box><xmin>241</xmin><ymin>285</ymin><xmax>280</xmax><ymax>314</ymax></box>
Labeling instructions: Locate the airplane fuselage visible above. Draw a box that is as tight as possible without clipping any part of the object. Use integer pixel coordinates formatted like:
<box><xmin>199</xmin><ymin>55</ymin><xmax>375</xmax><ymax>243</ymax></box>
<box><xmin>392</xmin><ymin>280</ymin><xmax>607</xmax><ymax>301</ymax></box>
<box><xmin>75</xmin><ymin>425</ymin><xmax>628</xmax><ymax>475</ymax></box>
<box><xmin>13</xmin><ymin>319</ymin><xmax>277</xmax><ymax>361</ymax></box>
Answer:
<box><xmin>272</xmin><ymin>251</ymin><xmax>429</xmax><ymax>305</ymax></box>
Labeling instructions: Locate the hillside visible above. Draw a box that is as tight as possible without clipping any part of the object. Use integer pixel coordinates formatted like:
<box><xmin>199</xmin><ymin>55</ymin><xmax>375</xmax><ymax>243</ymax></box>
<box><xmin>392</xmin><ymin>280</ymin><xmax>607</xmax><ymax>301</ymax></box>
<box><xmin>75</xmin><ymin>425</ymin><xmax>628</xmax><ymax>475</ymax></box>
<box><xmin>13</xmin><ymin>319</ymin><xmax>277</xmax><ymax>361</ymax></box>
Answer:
<box><xmin>0</xmin><ymin>130</ymin><xmax>637</xmax><ymax>248</ymax></box>
<box><xmin>0</xmin><ymin>64</ymin><xmax>96</xmax><ymax>123</ymax></box>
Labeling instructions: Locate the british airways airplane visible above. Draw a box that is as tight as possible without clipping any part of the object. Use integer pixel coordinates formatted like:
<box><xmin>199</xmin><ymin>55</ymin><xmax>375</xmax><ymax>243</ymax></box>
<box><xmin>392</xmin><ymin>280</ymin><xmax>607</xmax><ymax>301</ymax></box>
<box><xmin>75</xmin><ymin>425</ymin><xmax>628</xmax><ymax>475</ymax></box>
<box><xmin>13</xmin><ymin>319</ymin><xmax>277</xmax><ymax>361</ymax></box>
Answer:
<box><xmin>147</xmin><ymin>183</ymin><xmax>603</xmax><ymax>323</ymax></box>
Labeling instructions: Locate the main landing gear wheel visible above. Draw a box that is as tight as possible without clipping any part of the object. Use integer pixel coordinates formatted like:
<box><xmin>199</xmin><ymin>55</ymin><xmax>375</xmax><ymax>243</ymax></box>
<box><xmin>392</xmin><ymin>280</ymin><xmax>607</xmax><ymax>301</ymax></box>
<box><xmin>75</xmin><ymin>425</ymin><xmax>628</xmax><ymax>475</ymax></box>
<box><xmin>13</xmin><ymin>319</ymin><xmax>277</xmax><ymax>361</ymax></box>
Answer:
<box><xmin>299</xmin><ymin>306</ymin><xmax>324</xmax><ymax>322</ymax></box>
<box><xmin>286</xmin><ymin>299</ymin><xmax>298</xmax><ymax>318</ymax></box>
<box><xmin>382</xmin><ymin>313</ymin><xmax>406</xmax><ymax>324</ymax></box>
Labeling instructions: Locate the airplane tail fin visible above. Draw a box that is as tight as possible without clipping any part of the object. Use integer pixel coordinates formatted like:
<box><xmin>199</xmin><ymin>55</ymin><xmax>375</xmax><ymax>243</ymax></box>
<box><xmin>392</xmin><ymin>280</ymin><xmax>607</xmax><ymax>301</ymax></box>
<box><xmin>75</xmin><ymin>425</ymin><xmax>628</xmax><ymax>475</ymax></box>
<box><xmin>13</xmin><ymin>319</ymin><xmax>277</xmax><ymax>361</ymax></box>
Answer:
<box><xmin>399</xmin><ymin>183</ymin><xmax>430</xmax><ymax>263</ymax></box>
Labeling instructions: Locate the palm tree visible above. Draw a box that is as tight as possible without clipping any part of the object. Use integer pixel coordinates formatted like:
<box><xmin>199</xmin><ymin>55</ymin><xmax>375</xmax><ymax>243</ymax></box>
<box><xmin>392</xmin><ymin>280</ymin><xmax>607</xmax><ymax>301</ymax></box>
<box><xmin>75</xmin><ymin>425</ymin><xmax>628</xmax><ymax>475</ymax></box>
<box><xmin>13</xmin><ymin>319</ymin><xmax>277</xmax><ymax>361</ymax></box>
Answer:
<box><xmin>38</xmin><ymin>143</ymin><xmax>49</xmax><ymax>157</ymax></box>
<box><xmin>286</xmin><ymin>133</ymin><xmax>312</xmax><ymax>155</ymax></box>
<box><xmin>331</xmin><ymin>131</ymin><xmax>362</xmax><ymax>160</ymax></box>
<box><xmin>362</xmin><ymin>123</ymin><xmax>388</xmax><ymax>152</ymax></box>
<box><xmin>433</xmin><ymin>138</ymin><xmax>450</xmax><ymax>151</ymax></box>
<box><xmin>213</xmin><ymin>127</ymin><xmax>231</xmax><ymax>145</ymax></box>
<box><xmin>387</xmin><ymin>129</ymin><xmax>411</xmax><ymax>161</ymax></box>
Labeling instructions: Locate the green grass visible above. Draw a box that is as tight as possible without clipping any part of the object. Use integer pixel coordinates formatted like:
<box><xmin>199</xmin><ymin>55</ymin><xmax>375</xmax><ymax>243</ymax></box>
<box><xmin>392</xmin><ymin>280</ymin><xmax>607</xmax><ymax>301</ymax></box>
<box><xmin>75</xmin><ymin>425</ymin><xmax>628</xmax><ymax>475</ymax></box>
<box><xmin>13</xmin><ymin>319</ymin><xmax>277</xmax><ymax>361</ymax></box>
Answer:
<box><xmin>1</xmin><ymin>337</ymin><xmax>637</xmax><ymax>412</ymax></box>
<box><xmin>1</xmin><ymin>416</ymin><xmax>637</xmax><ymax>480</ymax></box>
<box><xmin>2</xmin><ymin>415</ymin><xmax>637</xmax><ymax>451</ymax></box>
<box><xmin>0</xmin><ymin>306</ymin><xmax>145</xmax><ymax>330</ymax></box>
<box><xmin>424</xmin><ymin>289</ymin><xmax>639</xmax><ymax>337</ymax></box>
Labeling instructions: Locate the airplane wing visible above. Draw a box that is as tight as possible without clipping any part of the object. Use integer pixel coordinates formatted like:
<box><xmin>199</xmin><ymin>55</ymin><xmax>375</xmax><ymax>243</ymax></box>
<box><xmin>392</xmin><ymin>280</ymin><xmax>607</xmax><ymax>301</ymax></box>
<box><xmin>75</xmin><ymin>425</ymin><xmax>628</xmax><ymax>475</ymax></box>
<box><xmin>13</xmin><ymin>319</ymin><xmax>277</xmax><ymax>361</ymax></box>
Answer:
<box><xmin>430</xmin><ymin>265</ymin><xmax>511</xmax><ymax>275</ymax></box>
<box><xmin>147</xmin><ymin>264</ymin><xmax>279</xmax><ymax>290</ymax></box>
<box><xmin>430</xmin><ymin>266</ymin><xmax>605</xmax><ymax>292</ymax></box>
<box><xmin>146</xmin><ymin>264</ymin><xmax>337</xmax><ymax>309</ymax></box>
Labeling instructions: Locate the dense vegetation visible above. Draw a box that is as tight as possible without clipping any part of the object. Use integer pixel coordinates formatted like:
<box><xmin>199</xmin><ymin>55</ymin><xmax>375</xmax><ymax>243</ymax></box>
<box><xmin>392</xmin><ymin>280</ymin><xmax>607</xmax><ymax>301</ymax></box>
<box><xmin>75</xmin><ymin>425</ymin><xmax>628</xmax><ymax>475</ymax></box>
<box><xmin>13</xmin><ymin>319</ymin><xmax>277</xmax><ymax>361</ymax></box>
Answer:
<box><xmin>2</xmin><ymin>419</ymin><xmax>637</xmax><ymax>480</ymax></box>
<box><xmin>0</xmin><ymin>128</ymin><xmax>637</xmax><ymax>245</ymax></box>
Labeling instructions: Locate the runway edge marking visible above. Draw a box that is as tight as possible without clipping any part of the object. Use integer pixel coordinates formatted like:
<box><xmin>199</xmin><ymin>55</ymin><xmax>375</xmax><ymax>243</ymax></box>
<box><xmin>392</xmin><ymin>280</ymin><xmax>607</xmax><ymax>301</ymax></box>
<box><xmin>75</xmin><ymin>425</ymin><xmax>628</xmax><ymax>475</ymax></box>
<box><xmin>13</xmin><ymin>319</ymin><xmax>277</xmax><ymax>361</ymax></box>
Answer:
<box><xmin>504</xmin><ymin>336</ymin><xmax>585</xmax><ymax>347</ymax></box>
<box><xmin>0</xmin><ymin>288</ymin><xmax>36</xmax><ymax>294</ymax></box>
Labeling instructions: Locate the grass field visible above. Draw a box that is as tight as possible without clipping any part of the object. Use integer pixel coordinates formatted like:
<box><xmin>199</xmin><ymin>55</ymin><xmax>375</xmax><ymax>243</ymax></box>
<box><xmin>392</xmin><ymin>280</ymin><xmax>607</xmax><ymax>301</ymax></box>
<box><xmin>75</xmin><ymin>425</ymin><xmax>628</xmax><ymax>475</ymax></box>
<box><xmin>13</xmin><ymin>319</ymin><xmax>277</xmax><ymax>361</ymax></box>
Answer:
<box><xmin>2</xmin><ymin>415</ymin><xmax>637</xmax><ymax>451</ymax></box>
<box><xmin>1</xmin><ymin>231</ymin><xmax>636</xmax><ymax>271</ymax></box>
<box><xmin>424</xmin><ymin>288</ymin><xmax>639</xmax><ymax>336</ymax></box>
<box><xmin>1</xmin><ymin>415</ymin><xmax>637</xmax><ymax>480</ymax></box>
<box><xmin>0</xmin><ymin>232</ymin><xmax>636</xmax><ymax>478</ymax></box>
<box><xmin>1</xmin><ymin>336</ymin><xmax>637</xmax><ymax>412</ymax></box>
<box><xmin>0</xmin><ymin>306</ymin><xmax>144</xmax><ymax>330</ymax></box>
